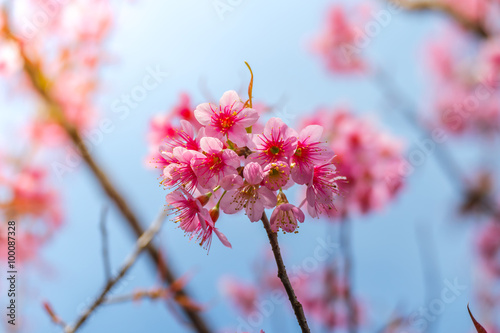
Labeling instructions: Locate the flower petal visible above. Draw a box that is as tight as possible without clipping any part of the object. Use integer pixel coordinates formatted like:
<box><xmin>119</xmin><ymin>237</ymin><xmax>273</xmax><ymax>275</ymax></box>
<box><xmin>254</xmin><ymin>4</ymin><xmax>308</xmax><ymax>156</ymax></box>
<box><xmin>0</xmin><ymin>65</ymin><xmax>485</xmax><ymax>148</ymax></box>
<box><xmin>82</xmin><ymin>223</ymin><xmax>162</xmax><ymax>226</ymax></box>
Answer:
<box><xmin>194</xmin><ymin>102</ymin><xmax>213</xmax><ymax>126</ymax></box>
<box><xmin>200</xmin><ymin>137</ymin><xmax>223</xmax><ymax>153</ymax></box>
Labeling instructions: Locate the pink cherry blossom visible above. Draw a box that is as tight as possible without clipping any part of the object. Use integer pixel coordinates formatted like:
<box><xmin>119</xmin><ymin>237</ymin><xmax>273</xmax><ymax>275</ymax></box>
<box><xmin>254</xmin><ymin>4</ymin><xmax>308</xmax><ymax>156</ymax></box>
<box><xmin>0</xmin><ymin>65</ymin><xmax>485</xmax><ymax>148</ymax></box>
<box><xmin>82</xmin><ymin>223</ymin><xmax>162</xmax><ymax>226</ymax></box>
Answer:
<box><xmin>253</xmin><ymin>117</ymin><xmax>297</xmax><ymax>164</ymax></box>
<box><xmin>300</xmin><ymin>108</ymin><xmax>404</xmax><ymax>216</ymax></box>
<box><xmin>161</xmin><ymin>147</ymin><xmax>204</xmax><ymax>193</ymax></box>
<box><xmin>476</xmin><ymin>220</ymin><xmax>500</xmax><ymax>277</ymax></box>
<box><xmin>291</xmin><ymin>125</ymin><xmax>333</xmax><ymax>185</ymax></box>
<box><xmin>262</xmin><ymin>161</ymin><xmax>291</xmax><ymax>191</ymax></box>
<box><xmin>220</xmin><ymin>163</ymin><xmax>277</xmax><ymax>222</ymax></box>
<box><xmin>270</xmin><ymin>193</ymin><xmax>305</xmax><ymax>233</ymax></box>
<box><xmin>192</xmin><ymin>218</ymin><xmax>232</xmax><ymax>251</ymax></box>
<box><xmin>194</xmin><ymin>90</ymin><xmax>258</xmax><ymax>146</ymax></box>
<box><xmin>191</xmin><ymin>137</ymin><xmax>240</xmax><ymax>190</ymax></box>
<box><xmin>311</xmin><ymin>4</ymin><xmax>369</xmax><ymax>74</ymax></box>
<box><xmin>166</xmin><ymin>188</ymin><xmax>210</xmax><ymax>231</ymax></box>
<box><xmin>306</xmin><ymin>161</ymin><xmax>345</xmax><ymax>218</ymax></box>
<box><xmin>220</xmin><ymin>277</ymin><xmax>258</xmax><ymax>315</ymax></box>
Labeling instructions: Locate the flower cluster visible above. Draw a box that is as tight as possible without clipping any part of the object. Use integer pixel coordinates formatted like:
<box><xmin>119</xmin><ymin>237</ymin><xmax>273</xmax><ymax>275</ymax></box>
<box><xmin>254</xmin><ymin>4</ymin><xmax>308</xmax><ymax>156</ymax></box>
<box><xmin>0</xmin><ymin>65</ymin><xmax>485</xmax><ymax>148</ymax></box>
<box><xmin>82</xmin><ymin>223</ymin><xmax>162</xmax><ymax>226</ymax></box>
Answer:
<box><xmin>425</xmin><ymin>29</ymin><xmax>500</xmax><ymax>135</ymax></box>
<box><xmin>476</xmin><ymin>220</ymin><xmax>500</xmax><ymax>277</ymax></box>
<box><xmin>0</xmin><ymin>164</ymin><xmax>63</xmax><ymax>263</ymax></box>
<box><xmin>0</xmin><ymin>0</ymin><xmax>114</xmax><ymax>143</ymax></box>
<box><xmin>311</xmin><ymin>4</ymin><xmax>370</xmax><ymax>74</ymax></box>
<box><xmin>300</xmin><ymin>108</ymin><xmax>405</xmax><ymax>216</ymax></box>
<box><xmin>155</xmin><ymin>90</ymin><xmax>343</xmax><ymax>250</ymax></box>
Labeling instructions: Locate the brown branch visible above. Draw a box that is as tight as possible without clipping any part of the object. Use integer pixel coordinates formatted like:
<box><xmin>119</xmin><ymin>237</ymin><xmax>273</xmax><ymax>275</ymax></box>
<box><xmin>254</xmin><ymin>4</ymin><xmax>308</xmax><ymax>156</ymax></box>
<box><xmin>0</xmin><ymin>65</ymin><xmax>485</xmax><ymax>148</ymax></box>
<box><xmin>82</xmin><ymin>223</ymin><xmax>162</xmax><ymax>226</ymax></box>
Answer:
<box><xmin>1</xmin><ymin>8</ymin><xmax>212</xmax><ymax>333</ymax></box>
<box><xmin>100</xmin><ymin>206</ymin><xmax>112</xmax><ymax>281</ymax></box>
<box><xmin>65</xmin><ymin>209</ymin><xmax>168</xmax><ymax>333</ymax></box>
<box><xmin>388</xmin><ymin>0</ymin><xmax>489</xmax><ymax>38</ymax></box>
<box><xmin>260</xmin><ymin>212</ymin><xmax>310</xmax><ymax>333</ymax></box>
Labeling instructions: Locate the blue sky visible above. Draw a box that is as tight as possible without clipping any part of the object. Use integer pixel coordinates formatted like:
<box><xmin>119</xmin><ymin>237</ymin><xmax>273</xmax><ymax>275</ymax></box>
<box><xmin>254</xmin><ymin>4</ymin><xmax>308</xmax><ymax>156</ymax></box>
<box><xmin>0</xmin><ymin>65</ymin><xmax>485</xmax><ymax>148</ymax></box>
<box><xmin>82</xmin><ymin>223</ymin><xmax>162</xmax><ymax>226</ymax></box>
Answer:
<box><xmin>0</xmin><ymin>0</ymin><xmax>490</xmax><ymax>332</ymax></box>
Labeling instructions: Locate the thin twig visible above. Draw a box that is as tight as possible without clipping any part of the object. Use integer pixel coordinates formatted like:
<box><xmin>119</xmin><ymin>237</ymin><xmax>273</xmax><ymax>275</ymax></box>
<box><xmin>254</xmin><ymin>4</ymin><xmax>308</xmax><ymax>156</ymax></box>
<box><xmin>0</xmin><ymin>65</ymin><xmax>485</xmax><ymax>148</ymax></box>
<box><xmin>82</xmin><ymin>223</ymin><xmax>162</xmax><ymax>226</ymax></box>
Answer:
<box><xmin>387</xmin><ymin>0</ymin><xmax>489</xmax><ymax>38</ymax></box>
<box><xmin>65</xmin><ymin>209</ymin><xmax>168</xmax><ymax>333</ymax></box>
<box><xmin>373</xmin><ymin>67</ymin><xmax>464</xmax><ymax>189</ymax></box>
<box><xmin>260</xmin><ymin>212</ymin><xmax>310</xmax><ymax>333</ymax></box>
<box><xmin>415</xmin><ymin>223</ymin><xmax>441</xmax><ymax>333</ymax></box>
<box><xmin>340</xmin><ymin>218</ymin><xmax>357</xmax><ymax>333</ymax></box>
<box><xmin>2</xmin><ymin>9</ymin><xmax>212</xmax><ymax>333</ymax></box>
<box><xmin>100</xmin><ymin>206</ymin><xmax>112</xmax><ymax>281</ymax></box>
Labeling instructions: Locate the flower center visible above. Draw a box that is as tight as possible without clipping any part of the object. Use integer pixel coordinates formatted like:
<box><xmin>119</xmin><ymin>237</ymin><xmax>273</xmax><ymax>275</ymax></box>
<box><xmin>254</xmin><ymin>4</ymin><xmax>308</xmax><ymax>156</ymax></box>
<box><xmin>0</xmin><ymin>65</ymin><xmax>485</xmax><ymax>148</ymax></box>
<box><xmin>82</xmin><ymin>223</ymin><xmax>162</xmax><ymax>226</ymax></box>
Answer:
<box><xmin>270</xmin><ymin>146</ymin><xmax>280</xmax><ymax>155</ymax></box>
<box><xmin>220</xmin><ymin>116</ymin><xmax>234</xmax><ymax>129</ymax></box>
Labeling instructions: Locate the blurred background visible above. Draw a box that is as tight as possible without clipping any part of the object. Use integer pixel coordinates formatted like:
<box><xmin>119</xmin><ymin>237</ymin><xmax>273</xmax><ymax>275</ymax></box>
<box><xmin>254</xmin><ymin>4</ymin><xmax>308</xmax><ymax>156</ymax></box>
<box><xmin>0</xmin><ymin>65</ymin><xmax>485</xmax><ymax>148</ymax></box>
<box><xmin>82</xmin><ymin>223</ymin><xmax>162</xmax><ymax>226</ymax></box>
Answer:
<box><xmin>1</xmin><ymin>0</ymin><xmax>499</xmax><ymax>332</ymax></box>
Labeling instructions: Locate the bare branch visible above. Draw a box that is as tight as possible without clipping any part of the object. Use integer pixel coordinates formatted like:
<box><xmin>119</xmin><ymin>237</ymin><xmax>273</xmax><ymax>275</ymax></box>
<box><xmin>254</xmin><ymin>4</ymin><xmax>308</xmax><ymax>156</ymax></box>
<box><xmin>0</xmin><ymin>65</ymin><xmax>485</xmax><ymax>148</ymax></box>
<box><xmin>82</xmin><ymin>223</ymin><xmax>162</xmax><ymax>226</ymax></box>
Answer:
<box><xmin>64</xmin><ymin>209</ymin><xmax>168</xmax><ymax>333</ymax></box>
<box><xmin>388</xmin><ymin>0</ymin><xmax>489</xmax><ymax>38</ymax></box>
<box><xmin>1</xmin><ymin>7</ymin><xmax>212</xmax><ymax>333</ymax></box>
<box><xmin>260</xmin><ymin>212</ymin><xmax>310</xmax><ymax>333</ymax></box>
<box><xmin>100</xmin><ymin>206</ymin><xmax>112</xmax><ymax>281</ymax></box>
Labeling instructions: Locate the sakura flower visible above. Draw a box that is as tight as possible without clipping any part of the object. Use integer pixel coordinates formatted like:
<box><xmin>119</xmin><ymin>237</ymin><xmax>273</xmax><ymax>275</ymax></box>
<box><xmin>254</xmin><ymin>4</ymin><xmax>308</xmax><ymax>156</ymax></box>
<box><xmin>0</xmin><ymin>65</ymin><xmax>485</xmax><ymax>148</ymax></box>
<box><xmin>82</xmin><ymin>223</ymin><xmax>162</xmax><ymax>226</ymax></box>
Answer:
<box><xmin>220</xmin><ymin>163</ymin><xmax>277</xmax><ymax>222</ymax></box>
<box><xmin>191</xmin><ymin>137</ymin><xmax>240</xmax><ymax>190</ymax></box>
<box><xmin>194</xmin><ymin>90</ymin><xmax>258</xmax><ymax>146</ymax></box>
<box><xmin>253</xmin><ymin>118</ymin><xmax>297</xmax><ymax>164</ymax></box>
<box><xmin>191</xmin><ymin>207</ymin><xmax>232</xmax><ymax>250</ymax></box>
<box><xmin>161</xmin><ymin>147</ymin><xmax>203</xmax><ymax>193</ymax></box>
<box><xmin>164</xmin><ymin>120</ymin><xmax>203</xmax><ymax>153</ymax></box>
<box><xmin>166</xmin><ymin>188</ymin><xmax>210</xmax><ymax>231</ymax></box>
<box><xmin>300</xmin><ymin>108</ymin><xmax>404</xmax><ymax>216</ymax></box>
<box><xmin>291</xmin><ymin>125</ymin><xmax>333</xmax><ymax>185</ymax></box>
<box><xmin>262</xmin><ymin>161</ymin><xmax>291</xmax><ymax>191</ymax></box>
<box><xmin>270</xmin><ymin>193</ymin><xmax>305</xmax><ymax>233</ymax></box>
<box><xmin>306</xmin><ymin>161</ymin><xmax>345</xmax><ymax>218</ymax></box>
<box><xmin>220</xmin><ymin>277</ymin><xmax>258</xmax><ymax>315</ymax></box>
<box><xmin>311</xmin><ymin>5</ymin><xmax>369</xmax><ymax>73</ymax></box>
<box><xmin>476</xmin><ymin>220</ymin><xmax>500</xmax><ymax>277</ymax></box>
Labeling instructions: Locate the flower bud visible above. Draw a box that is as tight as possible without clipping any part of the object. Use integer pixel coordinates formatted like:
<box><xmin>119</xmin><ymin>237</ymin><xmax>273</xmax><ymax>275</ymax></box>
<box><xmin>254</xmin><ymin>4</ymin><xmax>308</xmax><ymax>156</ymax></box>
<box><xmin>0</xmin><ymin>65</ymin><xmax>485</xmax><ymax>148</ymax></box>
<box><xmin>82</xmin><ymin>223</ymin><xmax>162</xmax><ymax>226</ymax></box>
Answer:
<box><xmin>209</xmin><ymin>206</ymin><xmax>220</xmax><ymax>223</ymax></box>
<box><xmin>196</xmin><ymin>193</ymin><xmax>212</xmax><ymax>206</ymax></box>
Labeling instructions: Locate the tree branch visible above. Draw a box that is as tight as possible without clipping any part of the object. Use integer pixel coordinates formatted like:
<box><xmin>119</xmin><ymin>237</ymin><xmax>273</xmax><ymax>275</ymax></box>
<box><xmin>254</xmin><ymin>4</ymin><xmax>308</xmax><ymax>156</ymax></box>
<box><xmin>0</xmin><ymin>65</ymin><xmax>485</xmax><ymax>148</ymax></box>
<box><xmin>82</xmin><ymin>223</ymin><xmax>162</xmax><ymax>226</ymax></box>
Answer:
<box><xmin>260</xmin><ymin>212</ymin><xmax>310</xmax><ymax>333</ymax></box>
<box><xmin>65</xmin><ymin>209</ymin><xmax>168</xmax><ymax>333</ymax></box>
<box><xmin>1</xmin><ymin>9</ymin><xmax>212</xmax><ymax>333</ymax></box>
<box><xmin>388</xmin><ymin>0</ymin><xmax>489</xmax><ymax>38</ymax></box>
<box><xmin>100</xmin><ymin>206</ymin><xmax>112</xmax><ymax>281</ymax></box>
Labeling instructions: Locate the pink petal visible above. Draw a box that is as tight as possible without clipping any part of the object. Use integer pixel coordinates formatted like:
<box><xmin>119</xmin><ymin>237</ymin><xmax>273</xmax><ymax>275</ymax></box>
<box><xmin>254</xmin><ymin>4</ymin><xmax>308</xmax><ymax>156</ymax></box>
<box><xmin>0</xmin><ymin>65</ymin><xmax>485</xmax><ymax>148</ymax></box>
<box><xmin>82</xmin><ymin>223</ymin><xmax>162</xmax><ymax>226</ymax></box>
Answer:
<box><xmin>220</xmin><ymin>190</ymin><xmax>245</xmax><ymax>213</ymax></box>
<box><xmin>299</xmin><ymin>125</ymin><xmax>323</xmax><ymax>143</ymax></box>
<box><xmin>221</xmin><ymin>149</ymin><xmax>241</xmax><ymax>169</ymax></box>
<box><xmin>200</xmin><ymin>137</ymin><xmax>223</xmax><ymax>153</ymax></box>
<box><xmin>203</xmin><ymin>124</ymin><xmax>224</xmax><ymax>141</ymax></box>
<box><xmin>219</xmin><ymin>90</ymin><xmax>243</xmax><ymax>109</ymax></box>
<box><xmin>292</xmin><ymin>206</ymin><xmax>305</xmax><ymax>223</ymax></box>
<box><xmin>194</xmin><ymin>103</ymin><xmax>213</xmax><ymax>126</ymax></box>
<box><xmin>243</xmin><ymin>162</ymin><xmax>263</xmax><ymax>185</ymax></box>
<box><xmin>214</xmin><ymin>228</ymin><xmax>232</xmax><ymax>248</ymax></box>
<box><xmin>258</xmin><ymin>187</ymin><xmax>278</xmax><ymax>208</ymax></box>
<box><xmin>291</xmin><ymin>165</ymin><xmax>313</xmax><ymax>185</ymax></box>
<box><xmin>306</xmin><ymin>186</ymin><xmax>316</xmax><ymax>206</ymax></box>
<box><xmin>220</xmin><ymin>174</ymin><xmax>244</xmax><ymax>191</ymax></box>
<box><xmin>180</xmin><ymin>119</ymin><xmax>195</xmax><ymax>138</ymax></box>
<box><xmin>227</xmin><ymin>124</ymin><xmax>249</xmax><ymax>147</ymax></box>
<box><xmin>237</xmin><ymin>107</ymin><xmax>259</xmax><ymax>127</ymax></box>
<box><xmin>246</xmin><ymin>199</ymin><xmax>264</xmax><ymax>222</ymax></box>
<box><xmin>269</xmin><ymin>209</ymin><xmax>280</xmax><ymax>232</ymax></box>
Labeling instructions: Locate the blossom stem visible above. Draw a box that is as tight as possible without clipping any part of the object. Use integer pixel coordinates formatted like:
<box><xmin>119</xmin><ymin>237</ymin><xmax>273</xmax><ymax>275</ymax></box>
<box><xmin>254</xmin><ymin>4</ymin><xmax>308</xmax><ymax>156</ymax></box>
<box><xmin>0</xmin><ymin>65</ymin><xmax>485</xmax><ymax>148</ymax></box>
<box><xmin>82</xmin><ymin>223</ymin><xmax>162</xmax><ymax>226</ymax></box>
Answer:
<box><xmin>260</xmin><ymin>212</ymin><xmax>310</xmax><ymax>333</ymax></box>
